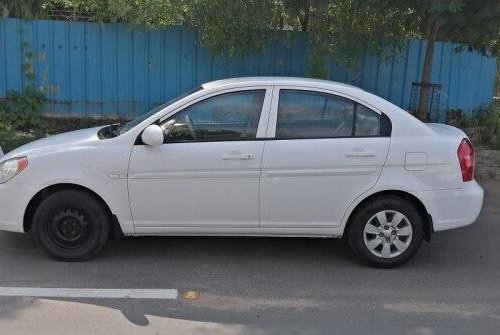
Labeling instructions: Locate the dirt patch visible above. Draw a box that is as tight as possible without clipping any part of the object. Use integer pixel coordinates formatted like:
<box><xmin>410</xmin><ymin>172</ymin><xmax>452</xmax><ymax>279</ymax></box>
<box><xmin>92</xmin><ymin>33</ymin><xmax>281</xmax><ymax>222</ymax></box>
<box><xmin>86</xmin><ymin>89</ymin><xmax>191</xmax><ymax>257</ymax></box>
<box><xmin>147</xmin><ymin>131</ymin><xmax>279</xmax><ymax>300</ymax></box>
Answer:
<box><xmin>475</xmin><ymin>147</ymin><xmax>500</xmax><ymax>181</ymax></box>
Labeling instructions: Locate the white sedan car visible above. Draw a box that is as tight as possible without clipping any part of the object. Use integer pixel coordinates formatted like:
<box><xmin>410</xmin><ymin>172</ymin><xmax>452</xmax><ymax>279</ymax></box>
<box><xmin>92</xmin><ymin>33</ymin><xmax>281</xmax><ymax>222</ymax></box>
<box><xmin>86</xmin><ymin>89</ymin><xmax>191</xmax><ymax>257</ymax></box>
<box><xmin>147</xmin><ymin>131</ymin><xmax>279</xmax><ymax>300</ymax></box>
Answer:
<box><xmin>0</xmin><ymin>77</ymin><xmax>483</xmax><ymax>267</ymax></box>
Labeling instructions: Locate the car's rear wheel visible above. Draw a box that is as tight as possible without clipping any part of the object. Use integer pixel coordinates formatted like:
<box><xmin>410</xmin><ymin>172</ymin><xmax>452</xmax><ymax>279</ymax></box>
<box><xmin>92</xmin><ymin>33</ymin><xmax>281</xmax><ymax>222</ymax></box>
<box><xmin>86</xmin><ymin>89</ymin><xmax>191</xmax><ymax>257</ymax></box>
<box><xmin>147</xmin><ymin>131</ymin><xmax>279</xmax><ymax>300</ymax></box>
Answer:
<box><xmin>32</xmin><ymin>190</ymin><xmax>109</xmax><ymax>261</ymax></box>
<box><xmin>347</xmin><ymin>196</ymin><xmax>424</xmax><ymax>268</ymax></box>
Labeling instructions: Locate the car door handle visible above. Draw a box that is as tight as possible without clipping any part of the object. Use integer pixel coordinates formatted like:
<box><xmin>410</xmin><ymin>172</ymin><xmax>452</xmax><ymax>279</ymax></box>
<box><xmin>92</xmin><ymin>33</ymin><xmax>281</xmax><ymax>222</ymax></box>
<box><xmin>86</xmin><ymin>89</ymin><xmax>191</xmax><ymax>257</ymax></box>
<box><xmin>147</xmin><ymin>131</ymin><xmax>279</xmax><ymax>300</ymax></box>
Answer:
<box><xmin>221</xmin><ymin>153</ymin><xmax>254</xmax><ymax>160</ymax></box>
<box><xmin>345</xmin><ymin>151</ymin><xmax>376</xmax><ymax>158</ymax></box>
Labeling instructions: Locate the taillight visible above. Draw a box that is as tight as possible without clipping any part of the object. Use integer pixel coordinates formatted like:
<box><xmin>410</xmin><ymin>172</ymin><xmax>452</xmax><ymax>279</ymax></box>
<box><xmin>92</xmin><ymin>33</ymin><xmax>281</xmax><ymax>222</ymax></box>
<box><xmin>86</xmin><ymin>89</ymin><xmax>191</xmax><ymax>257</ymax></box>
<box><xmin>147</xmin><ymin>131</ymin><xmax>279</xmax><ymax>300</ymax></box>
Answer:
<box><xmin>457</xmin><ymin>138</ymin><xmax>474</xmax><ymax>182</ymax></box>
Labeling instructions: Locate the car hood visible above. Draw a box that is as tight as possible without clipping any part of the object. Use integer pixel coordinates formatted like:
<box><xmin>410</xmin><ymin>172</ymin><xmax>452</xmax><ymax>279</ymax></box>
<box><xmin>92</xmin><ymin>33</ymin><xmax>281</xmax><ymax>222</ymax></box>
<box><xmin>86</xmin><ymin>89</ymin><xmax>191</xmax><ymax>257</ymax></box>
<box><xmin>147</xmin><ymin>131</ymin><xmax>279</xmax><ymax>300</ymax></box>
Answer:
<box><xmin>1</xmin><ymin>127</ymin><xmax>104</xmax><ymax>161</ymax></box>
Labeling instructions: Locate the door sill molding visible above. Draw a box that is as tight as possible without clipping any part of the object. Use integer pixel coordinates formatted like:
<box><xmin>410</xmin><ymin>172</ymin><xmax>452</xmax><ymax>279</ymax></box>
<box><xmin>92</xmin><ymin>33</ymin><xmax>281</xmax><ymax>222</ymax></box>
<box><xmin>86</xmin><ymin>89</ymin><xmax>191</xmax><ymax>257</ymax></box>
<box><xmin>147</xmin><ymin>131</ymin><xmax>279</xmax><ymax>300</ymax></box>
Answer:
<box><xmin>131</xmin><ymin>226</ymin><xmax>342</xmax><ymax>238</ymax></box>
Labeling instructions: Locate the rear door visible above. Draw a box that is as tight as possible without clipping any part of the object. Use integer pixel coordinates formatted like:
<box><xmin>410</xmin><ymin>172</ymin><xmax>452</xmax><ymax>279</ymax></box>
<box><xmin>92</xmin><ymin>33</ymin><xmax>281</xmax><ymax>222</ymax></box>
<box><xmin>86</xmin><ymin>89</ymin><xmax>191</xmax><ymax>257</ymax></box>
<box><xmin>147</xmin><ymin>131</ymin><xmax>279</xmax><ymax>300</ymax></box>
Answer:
<box><xmin>260</xmin><ymin>86</ymin><xmax>391</xmax><ymax>229</ymax></box>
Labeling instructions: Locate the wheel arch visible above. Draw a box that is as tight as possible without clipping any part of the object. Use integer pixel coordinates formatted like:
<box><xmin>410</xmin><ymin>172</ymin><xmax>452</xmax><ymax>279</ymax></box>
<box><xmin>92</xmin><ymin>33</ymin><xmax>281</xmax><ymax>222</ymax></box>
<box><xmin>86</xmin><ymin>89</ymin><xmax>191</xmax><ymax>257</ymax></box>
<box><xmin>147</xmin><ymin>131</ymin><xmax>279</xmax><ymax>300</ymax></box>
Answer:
<box><xmin>342</xmin><ymin>189</ymin><xmax>433</xmax><ymax>242</ymax></box>
<box><xmin>23</xmin><ymin>183</ymin><xmax>123</xmax><ymax>238</ymax></box>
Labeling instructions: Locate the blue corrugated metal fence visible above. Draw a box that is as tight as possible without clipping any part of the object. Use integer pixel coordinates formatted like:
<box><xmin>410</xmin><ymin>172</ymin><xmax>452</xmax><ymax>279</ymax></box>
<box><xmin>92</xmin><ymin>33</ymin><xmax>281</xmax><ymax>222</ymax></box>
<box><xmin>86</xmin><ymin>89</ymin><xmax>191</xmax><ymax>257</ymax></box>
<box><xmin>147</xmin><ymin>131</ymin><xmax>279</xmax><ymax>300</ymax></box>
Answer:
<box><xmin>0</xmin><ymin>18</ymin><xmax>497</xmax><ymax>118</ymax></box>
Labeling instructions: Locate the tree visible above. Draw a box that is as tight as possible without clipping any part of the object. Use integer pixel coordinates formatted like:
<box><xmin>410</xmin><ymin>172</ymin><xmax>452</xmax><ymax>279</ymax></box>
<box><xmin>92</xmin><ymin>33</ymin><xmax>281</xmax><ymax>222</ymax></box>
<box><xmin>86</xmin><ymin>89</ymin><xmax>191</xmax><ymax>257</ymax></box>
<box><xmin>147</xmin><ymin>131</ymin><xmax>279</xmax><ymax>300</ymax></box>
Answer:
<box><xmin>318</xmin><ymin>0</ymin><xmax>499</xmax><ymax>121</ymax></box>
<box><xmin>180</xmin><ymin>0</ymin><xmax>283</xmax><ymax>56</ymax></box>
<box><xmin>377</xmin><ymin>0</ymin><xmax>500</xmax><ymax>120</ymax></box>
<box><xmin>1</xmin><ymin>0</ymin><xmax>44</xmax><ymax>18</ymax></box>
<box><xmin>321</xmin><ymin>1</ymin><xmax>419</xmax><ymax>69</ymax></box>
<box><xmin>4</xmin><ymin>0</ymin><xmax>499</xmax><ymax>121</ymax></box>
<box><xmin>177</xmin><ymin>0</ymin><xmax>499</xmax><ymax>122</ymax></box>
<box><xmin>42</xmin><ymin>0</ymin><xmax>182</xmax><ymax>25</ymax></box>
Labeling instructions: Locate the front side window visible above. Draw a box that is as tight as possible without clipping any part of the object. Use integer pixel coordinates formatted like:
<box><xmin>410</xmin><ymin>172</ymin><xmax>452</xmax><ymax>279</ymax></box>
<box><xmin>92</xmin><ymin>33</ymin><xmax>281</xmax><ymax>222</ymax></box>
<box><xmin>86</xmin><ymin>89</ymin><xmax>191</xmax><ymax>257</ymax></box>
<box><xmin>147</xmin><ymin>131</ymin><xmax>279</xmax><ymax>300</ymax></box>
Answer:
<box><xmin>161</xmin><ymin>90</ymin><xmax>265</xmax><ymax>142</ymax></box>
<box><xmin>119</xmin><ymin>86</ymin><xmax>202</xmax><ymax>135</ymax></box>
<box><xmin>276</xmin><ymin>90</ymin><xmax>355</xmax><ymax>139</ymax></box>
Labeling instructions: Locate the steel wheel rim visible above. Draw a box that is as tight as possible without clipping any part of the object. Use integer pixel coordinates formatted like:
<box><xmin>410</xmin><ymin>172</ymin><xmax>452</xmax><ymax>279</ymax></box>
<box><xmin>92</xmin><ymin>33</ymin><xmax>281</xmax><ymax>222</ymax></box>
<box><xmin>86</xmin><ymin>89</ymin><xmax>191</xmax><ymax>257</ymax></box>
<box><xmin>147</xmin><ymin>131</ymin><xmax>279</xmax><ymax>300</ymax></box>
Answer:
<box><xmin>48</xmin><ymin>209</ymin><xmax>92</xmax><ymax>249</ymax></box>
<box><xmin>363</xmin><ymin>210</ymin><xmax>413</xmax><ymax>259</ymax></box>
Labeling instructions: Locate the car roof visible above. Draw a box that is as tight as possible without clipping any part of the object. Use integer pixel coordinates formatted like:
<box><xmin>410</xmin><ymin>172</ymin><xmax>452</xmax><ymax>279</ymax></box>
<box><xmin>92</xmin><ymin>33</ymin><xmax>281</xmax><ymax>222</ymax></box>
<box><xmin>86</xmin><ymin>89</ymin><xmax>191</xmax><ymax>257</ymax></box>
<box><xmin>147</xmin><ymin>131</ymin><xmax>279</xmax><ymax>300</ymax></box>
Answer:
<box><xmin>201</xmin><ymin>76</ymin><xmax>359</xmax><ymax>91</ymax></box>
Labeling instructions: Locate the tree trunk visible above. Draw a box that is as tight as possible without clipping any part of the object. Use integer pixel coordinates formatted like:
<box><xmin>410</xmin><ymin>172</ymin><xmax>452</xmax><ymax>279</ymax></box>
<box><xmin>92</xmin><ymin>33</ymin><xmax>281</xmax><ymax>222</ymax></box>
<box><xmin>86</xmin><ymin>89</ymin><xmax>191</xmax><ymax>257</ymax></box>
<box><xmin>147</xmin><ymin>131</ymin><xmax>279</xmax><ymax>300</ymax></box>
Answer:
<box><xmin>1</xmin><ymin>2</ymin><xmax>8</xmax><ymax>17</ymax></box>
<box><xmin>416</xmin><ymin>21</ymin><xmax>440</xmax><ymax>122</ymax></box>
<box><xmin>299</xmin><ymin>1</ymin><xmax>310</xmax><ymax>31</ymax></box>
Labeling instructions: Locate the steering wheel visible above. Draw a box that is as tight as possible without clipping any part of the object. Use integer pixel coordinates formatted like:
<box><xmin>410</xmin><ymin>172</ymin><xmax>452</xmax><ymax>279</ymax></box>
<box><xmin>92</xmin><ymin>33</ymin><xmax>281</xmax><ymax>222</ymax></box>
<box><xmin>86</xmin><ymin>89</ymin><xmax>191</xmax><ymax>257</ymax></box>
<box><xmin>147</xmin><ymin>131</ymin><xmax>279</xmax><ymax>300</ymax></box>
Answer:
<box><xmin>183</xmin><ymin>113</ymin><xmax>198</xmax><ymax>141</ymax></box>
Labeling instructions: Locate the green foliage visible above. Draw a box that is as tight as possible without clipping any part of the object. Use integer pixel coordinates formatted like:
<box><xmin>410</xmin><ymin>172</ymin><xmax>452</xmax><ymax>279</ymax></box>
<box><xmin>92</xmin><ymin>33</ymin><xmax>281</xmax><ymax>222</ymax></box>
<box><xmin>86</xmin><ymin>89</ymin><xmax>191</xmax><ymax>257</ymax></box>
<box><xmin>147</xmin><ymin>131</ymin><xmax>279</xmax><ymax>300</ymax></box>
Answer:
<box><xmin>281</xmin><ymin>0</ymin><xmax>312</xmax><ymax>31</ymax></box>
<box><xmin>478</xmin><ymin>103</ymin><xmax>500</xmax><ymax>128</ymax></box>
<box><xmin>480</xmin><ymin>105</ymin><xmax>500</xmax><ymax>150</ymax></box>
<box><xmin>434</xmin><ymin>0</ymin><xmax>500</xmax><ymax>57</ymax></box>
<box><xmin>460</xmin><ymin>114</ymin><xmax>479</xmax><ymax>128</ymax></box>
<box><xmin>372</xmin><ymin>0</ymin><xmax>500</xmax><ymax>57</ymax></box>
<box><xmin>460</xmin><ymin>101</ymin><xmax>500</xmax><ymax>149</ymax></box>
<box><xmin>308</xmin><ymin>47</ymin><xmax>327</xmax><ymax>79</ymax></box>
<box><xmin>321</xmin><ymin>1</ymin><xmax>420</xmax><ymax>69</ymax></box>
<box><xmin>491</xmin><ymin>133</ymin><xmax>500</xmax><ymax>150</ymax></box>
<box><xmin>480</xmin><ymin>102</ymin><xmax>500</xmax><ymax>150</ymax></box>
<box><xmin>0</xmin><ymin>128</ymin><xmax>46</xmax><ymax>153</ymax></box>
<box><xmin>0</xmin><ymin>76</ymin><xmax>47</xmax><ymax>152</ymax></box>
<box><xmin>1</xmin><ymin>0</ymin><xmax>45</xmax><ymax>18</ymax></box>
<box><xmin>0</xmin><ymin>89</ymin><xmax>46</xmax><ymax>132</ymax></box>
<box><xmin>4</xmin><ymin>1</ymin><xmax>500</xmax><ymax>82</ymax></box>
<box><xmin>20</xmin><ymin>40</ymin><xmax>37</xmax><ymax>88</ymax></box>
<box><xmin>181</xmin><ymin>0</ymin><xmax>283</xmax><ymax>56</ymax></box>
<box><xmin>0</xmin><ymin>36</ymin><xmax>47</xmax><ymax>134</ymax></box>
<box><xmin>0</xmin><ymin>115</ymin><xmax>132</xmax><ymax>152</ymax></box>
<box><xmin>6</xmin><ymin>1</ymin><xmax>500</xmax><ymax>56</ymax></box>
<box><xmin>44</xmin><ymin>0</ymin><xmax>182</xmax><ymax>26</ymax></box>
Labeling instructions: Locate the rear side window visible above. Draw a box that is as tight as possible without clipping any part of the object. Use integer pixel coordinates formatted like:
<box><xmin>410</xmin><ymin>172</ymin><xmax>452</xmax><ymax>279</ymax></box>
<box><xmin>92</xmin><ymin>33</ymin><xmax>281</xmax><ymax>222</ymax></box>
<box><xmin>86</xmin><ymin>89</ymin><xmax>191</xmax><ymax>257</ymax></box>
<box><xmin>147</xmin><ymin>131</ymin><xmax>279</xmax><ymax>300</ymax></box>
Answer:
<box><xmin>276</xmin><ymin>90</ymin><xmax>390</xmax><ymax>139</ymax></box>
<box><xmin>355</xmin><ymin>104</ymin><xmax>380</xmax><ymax>136</ymax></box>
<box><xmin>276</xmin><ymin>90</ymin><xmax>354</xmax><ymax>139</ymax></box>
<box><xmin>162</xmin><ymin>90</ymin><xmax>265</xmax><ymax>142</ymax></box>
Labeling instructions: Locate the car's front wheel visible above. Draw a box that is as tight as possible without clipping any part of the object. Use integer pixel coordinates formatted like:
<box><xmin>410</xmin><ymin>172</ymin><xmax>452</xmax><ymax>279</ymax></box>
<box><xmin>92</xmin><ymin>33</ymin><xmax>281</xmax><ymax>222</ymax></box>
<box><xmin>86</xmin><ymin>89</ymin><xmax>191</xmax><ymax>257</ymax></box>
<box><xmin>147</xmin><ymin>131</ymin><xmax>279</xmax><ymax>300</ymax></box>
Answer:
<box><xmin>347</xmin><ymin>196</ymin><xmax>424</xmax><ymax>268</ymax></box>
<box><xmin>32</xmin><ymin>190</ymin><xmax>109</xmax><ymax>261</ymax></box>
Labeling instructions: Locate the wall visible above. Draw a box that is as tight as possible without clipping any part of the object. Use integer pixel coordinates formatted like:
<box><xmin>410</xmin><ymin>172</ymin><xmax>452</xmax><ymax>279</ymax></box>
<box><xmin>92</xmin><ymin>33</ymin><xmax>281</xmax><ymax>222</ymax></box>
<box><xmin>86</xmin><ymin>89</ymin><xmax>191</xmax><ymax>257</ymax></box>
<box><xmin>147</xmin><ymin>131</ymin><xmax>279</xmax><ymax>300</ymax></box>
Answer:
<box><xmin>0</xmin><ymin>18</ymin><xmax>497</xmax><ymax>118</ymax></box>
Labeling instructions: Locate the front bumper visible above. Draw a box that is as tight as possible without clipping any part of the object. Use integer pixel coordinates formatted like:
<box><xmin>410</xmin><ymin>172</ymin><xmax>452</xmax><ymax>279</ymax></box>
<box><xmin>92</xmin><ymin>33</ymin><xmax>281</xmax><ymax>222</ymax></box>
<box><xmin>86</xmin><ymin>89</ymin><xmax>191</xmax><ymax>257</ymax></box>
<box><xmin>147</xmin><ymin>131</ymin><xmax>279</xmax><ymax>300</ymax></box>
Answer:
<box><xmin>417</xmin><ymin>180</ymin><xmax>484</xmax><ymax>232</ymax></box>
<box><xmin>0</xmin><ymin>182</ymin><xmax>41</xmax><ymax>233</ymax></box>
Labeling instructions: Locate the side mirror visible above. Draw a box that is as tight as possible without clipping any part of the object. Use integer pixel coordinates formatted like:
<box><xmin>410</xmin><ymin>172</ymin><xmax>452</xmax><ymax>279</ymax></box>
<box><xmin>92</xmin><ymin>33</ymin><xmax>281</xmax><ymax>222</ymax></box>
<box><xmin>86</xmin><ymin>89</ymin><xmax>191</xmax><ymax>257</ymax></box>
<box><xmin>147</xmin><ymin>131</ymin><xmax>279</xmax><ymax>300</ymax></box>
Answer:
<box><xmin>141</xmin><ymin>125</ymin><xmax>164</xmax><ymax>146</ymax></box>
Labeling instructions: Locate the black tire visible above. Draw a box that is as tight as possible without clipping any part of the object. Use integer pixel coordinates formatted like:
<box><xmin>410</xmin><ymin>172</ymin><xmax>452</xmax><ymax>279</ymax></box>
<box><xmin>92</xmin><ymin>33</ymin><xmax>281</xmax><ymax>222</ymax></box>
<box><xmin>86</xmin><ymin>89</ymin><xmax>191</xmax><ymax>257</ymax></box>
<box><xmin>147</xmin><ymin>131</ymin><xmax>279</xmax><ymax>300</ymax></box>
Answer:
<box><xmin>32</xmin><ymin>190</ymin><xmax>110</xmax><ymax>261</ymax></box>
<box><xmin>347</xmin><ymin>196</ymin><xmax>424</xmax><ymax>268</ymax></box>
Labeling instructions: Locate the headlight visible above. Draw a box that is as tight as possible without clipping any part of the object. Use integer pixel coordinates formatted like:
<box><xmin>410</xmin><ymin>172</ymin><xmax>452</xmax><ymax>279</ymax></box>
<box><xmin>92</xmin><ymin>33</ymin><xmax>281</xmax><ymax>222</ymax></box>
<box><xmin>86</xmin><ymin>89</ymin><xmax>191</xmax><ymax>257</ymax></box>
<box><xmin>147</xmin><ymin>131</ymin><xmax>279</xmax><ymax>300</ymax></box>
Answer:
<box><xmin>0</xmin><ymin>157</ymin><xmax>28</xmax><ymax>183</ymax></box>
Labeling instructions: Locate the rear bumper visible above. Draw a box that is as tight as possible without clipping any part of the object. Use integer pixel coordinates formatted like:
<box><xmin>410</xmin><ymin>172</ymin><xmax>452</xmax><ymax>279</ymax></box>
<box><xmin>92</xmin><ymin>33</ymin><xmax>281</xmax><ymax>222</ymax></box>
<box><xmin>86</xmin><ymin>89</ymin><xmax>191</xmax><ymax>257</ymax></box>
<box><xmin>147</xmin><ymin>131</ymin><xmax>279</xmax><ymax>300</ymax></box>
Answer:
<box><xmin>417</xmin><ymin>181</ymin><xmax>484</xmax><ymax>232</ymax></box>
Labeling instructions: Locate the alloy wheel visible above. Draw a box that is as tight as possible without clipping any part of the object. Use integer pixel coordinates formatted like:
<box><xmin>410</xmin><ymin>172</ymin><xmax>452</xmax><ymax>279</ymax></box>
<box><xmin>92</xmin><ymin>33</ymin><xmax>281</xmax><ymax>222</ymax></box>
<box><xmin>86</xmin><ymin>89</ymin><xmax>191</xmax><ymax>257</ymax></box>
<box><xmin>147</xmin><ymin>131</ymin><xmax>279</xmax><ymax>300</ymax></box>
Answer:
<box><xmin>363</xmin><ymin>210</ymin><xmax>413</xmax><ymax>259</ymax></box>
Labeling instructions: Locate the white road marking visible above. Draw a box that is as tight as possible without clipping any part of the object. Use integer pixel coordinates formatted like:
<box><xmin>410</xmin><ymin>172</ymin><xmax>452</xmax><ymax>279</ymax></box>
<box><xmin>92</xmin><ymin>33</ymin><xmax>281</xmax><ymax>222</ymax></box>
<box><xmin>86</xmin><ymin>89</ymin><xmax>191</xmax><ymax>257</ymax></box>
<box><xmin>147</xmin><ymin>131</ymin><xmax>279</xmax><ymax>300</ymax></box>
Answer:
<box><xmin>0</xmin><ymin>287</ymin><xmax>178</xmax><ymax>299</ymax></box>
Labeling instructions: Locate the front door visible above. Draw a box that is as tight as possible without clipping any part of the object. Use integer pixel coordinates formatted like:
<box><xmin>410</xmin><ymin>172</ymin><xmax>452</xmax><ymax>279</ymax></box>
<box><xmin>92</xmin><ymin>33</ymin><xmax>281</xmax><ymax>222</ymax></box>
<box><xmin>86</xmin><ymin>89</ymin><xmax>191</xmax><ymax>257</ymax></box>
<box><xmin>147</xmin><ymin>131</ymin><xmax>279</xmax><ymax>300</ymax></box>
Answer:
<box><xmin>128</xmin><ymin>87</ymin><xmax>271</xmax><ymax>233</ymax></box>
<box><xmin>260</xmin><ymin>87</ymin><xmax>390</xmax><ymax>229</ymax></box>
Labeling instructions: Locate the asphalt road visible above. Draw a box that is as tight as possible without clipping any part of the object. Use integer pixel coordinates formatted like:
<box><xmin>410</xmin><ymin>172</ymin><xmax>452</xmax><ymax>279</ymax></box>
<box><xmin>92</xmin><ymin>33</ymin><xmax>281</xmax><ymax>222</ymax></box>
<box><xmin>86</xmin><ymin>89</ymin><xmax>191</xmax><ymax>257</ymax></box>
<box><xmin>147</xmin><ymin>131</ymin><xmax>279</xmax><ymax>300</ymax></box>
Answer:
<box><xmin>0</xmin><ymin>181</ymin><xmax>499</xmax><ymax>335</ymax></box>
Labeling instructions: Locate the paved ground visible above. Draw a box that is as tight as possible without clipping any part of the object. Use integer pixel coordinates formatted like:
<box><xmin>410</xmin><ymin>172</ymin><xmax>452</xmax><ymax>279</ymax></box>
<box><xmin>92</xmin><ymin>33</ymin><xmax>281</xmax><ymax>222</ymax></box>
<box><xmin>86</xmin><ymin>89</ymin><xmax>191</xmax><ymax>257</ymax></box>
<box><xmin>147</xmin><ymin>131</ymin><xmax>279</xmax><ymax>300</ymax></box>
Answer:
<box><xmin>0</xmin><ymin>182</ymin><xmax>499</xmax><ymax>335</ymax></box>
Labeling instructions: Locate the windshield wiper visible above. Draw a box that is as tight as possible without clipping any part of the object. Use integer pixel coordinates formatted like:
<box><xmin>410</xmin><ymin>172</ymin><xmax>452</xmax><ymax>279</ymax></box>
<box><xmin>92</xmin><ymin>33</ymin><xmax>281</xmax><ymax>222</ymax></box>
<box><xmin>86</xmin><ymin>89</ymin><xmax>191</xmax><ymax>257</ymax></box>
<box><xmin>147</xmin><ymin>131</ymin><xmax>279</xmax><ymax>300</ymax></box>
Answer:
<box><xmin>98</xmin><ymin>124</ymin><xmax>122</xmax><ymax>139</ymax></box>
<box><xmin>109</xmin><ymin>123</ymin><xmax>121</xmax><ymax>137</ymax></box>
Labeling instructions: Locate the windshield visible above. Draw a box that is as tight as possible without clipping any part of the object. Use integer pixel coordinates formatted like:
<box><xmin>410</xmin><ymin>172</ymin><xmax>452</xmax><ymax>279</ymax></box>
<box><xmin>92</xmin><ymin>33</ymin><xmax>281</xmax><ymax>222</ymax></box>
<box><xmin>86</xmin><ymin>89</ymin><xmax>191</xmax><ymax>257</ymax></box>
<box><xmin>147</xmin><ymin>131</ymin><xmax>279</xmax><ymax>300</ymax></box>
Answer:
<box><xmin>118</xmin><ymin>86</ymin><xmax>203</xmax><ymax>134</ymax></box>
